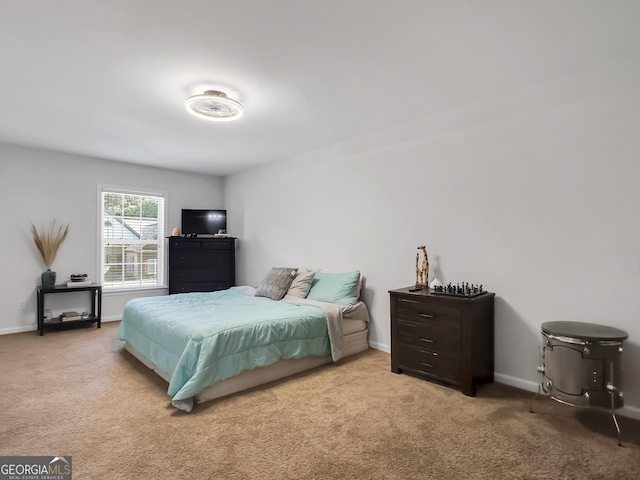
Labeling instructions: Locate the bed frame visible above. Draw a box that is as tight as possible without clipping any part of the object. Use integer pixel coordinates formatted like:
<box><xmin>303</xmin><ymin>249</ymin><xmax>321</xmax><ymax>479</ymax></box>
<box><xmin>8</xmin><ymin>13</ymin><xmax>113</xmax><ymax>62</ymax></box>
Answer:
<box><xmin>123</xmin><ymin>321</ymin><xmax>368</xmax><ymax>409</ymax></box>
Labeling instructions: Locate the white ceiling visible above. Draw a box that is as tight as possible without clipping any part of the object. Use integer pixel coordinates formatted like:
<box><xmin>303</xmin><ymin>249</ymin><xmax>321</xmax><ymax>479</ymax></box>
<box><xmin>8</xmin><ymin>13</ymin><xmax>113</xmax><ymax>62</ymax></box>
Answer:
<box><xmin>0</xmin><ymin>1</ymin><xmax>636</xmax><ymax>176</ymax></box>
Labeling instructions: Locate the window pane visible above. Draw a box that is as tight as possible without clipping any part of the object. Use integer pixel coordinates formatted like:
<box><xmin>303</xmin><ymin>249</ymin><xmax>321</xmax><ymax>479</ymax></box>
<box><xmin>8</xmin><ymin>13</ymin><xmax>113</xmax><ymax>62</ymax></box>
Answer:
<box><xmin>104</xmin><ymin>193</ymin><xmax>123</xmax><ymax>216</ymax></box>
<box><xmin>141</xmin><ymin>198</ymin><xmax>159</xmax><ymax>240</ymax></box>
<box><xmin>123</xmin><ymin>195</ymin><xmax>141</xmax><ymax>218</ymax></box>
<box><xmin>145</xmin><ymin>259</ymin><xmax>158</xmax><ymax>275</ymax></box>
<box><xmin>142</xmin><ymin>244</ymin><xmax>158</xmax><ymax>266</ymax></box>
<box><xmin>105</xmin><ymin>244</ymin><xmax>123</xmax><ymax>265</ymax></box>
<box><xmin>140</xmin><ymin>221</ymin><xmax>158</xmax><ymax>240</ymax></box>
<box><xmin>141</xmin><ymin>197</ymin><xmax>159</xmax><ymax>219</ymax></box>
<box><xmin>104</xmin><ymin>264</ymin><xmax>123</xmax><ymax>285</ymax></box>
<box><xmin>104</xmin><ymin>193</ymin><xmax>123</xmax><ymax>240</ymax></box>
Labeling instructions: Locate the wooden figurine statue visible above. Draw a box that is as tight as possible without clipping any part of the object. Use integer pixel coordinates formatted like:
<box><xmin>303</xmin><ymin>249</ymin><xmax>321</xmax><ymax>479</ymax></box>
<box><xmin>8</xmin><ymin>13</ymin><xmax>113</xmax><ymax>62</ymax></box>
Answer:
<box><xmin>415</xmin><ymin>245</ymin><xmax>429</xmax><ymax>287</ymax></box>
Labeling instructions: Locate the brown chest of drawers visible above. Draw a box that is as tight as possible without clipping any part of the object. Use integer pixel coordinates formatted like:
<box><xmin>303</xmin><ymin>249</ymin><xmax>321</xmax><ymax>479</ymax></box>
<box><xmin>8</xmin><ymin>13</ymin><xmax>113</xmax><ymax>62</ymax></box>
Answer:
<box><xmin>390</xmin><ymin>286</ymin><xmax>495</xmax><ymax>396</ymax></box>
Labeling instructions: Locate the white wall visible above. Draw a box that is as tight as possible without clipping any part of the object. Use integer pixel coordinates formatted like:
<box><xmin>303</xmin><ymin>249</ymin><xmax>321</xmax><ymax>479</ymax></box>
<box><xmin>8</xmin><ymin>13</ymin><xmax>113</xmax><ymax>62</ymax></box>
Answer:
<box><xmin>225</xmin><ymin>56</ymin><xmax>640</xmax><ymax>417</ymax></box>
<box><xmin>0</xmin><ymin>143</ymin><xmax>223</xmax><ymax>333</ymax></box>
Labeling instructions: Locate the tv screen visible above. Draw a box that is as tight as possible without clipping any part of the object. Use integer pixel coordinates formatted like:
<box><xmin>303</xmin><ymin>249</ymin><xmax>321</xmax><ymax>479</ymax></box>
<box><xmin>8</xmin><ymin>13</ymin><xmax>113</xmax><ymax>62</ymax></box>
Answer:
<box><xmin>181</xmin><ymin>209</ymin><xmax>227</xmax><ymax>236</ymax></box>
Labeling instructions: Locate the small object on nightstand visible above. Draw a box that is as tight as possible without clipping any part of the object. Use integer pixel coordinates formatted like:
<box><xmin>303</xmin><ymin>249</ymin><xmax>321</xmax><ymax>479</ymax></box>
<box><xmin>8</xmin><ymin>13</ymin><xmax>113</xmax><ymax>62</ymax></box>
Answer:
<box><xmin>415</xmin><ymin>245</ymin><xmax>429</xmax><ymax>287</ymax></box>
<box><xmin>68</xmin><ymin>273</ymin><xmax>90</xmax><ymax>286</ymax></box>
<box><xmin>431</xmin><ymin>281</ymin><xmax>486</xmax><ymax>298</ymax></box>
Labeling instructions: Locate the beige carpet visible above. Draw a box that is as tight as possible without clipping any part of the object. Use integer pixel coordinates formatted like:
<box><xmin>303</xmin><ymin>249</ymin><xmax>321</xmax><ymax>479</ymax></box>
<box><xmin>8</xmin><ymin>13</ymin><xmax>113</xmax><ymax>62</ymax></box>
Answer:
<box><xmin>1</xmin><ymin>322</ymin><xmax>639</xmax><ymax>479</ymax></box>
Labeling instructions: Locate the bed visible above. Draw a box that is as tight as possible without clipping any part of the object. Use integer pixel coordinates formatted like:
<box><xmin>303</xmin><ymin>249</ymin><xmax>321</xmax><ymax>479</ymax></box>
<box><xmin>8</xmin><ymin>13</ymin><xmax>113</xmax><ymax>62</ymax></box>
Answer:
<box><xmin>118</xmin><ymin>268</ymin><xmax>369</xmax><ymax>411</ymax></box>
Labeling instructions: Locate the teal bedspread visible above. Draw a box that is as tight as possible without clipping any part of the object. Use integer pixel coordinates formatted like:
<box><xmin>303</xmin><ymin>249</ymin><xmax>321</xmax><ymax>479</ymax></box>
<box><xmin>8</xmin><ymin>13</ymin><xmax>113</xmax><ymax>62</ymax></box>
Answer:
<box><xmin>117</xmin><ymin>288</ymin><xmax>330</xmax><ymax>410</ymax></box>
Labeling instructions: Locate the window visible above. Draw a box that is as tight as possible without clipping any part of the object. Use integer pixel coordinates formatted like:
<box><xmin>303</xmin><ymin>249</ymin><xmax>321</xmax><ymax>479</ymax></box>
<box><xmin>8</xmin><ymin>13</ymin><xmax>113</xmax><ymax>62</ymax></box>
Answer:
<box><xmin>100</xmin><ymin>187</ymin><xmax>166</xmax><ymax>290</ymax></box>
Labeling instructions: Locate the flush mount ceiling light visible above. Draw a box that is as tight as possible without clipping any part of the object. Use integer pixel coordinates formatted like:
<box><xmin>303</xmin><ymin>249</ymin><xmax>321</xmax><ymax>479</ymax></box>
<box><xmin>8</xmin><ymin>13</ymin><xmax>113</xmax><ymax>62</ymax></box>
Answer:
<box><xmin>184</xmin><ymin>90</ymin><xmax>244</xmax><ymax>122</ymax></box>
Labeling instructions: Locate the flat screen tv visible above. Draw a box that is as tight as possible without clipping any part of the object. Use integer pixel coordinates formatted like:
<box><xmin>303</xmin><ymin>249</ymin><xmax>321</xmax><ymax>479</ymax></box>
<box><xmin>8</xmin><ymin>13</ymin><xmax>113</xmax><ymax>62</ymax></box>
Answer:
<box><xmin>181</xmin><ymin>209</ymin><xmax>227</xmax><ymax>236</ymax></box>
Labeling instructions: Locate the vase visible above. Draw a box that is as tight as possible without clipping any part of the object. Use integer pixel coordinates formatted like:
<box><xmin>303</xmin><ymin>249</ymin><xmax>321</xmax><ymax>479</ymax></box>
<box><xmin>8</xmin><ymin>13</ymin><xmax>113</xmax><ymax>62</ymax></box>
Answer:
<box><xmin>42</xmin><ymin>269</ymin><xmax>56</xmax><ymax>288</ymax></box>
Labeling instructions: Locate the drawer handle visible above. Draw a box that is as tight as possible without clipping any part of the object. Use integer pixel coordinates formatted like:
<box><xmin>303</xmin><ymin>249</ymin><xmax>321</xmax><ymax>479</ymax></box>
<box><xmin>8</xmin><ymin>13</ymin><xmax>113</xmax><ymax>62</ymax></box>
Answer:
<box><xmin>419</xmin><ymin>338</ymin><xmax>434</xmax><ymax>343</ymax></box>
<box><xmin>398</xmin><ymin>298</ymin><xmax>419</xmax><ymax>304</ymax></box>
<box><xmin>420</xmin><ymin>362</ymin><xmax>434</xmax><ymax>368</ymax></box>
<box><xmin>421</xmin><ymin>351</ymin><xmax>438</xmax><ymax>356</ymax></box>
<box><xmin>419</xmin><ymin>313</ymin><xmax>434</xmax><ymax>319</ymax></box>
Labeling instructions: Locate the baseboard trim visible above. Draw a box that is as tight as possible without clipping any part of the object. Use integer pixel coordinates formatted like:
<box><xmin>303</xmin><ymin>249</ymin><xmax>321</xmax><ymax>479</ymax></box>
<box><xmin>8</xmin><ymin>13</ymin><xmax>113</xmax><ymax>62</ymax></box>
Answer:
<box><xmin>494</xmin><ymin>372</ymin><xmax>640</xmax><ymax>420</ymax></box>
<box><xmin>494</xmin><ymin>372</ymin><xmax>539</xmax><ymax>393</ymax></box>
<box><xmin>620</xmin><ymin>404</ymin><xmax>640</xmax><ymax>420</ymax></box>
<box><xmin>367</xmin><ymin>340</ymin><xmax>390</xmax><ymax>353</ymax></box>
<box><xmin>0</xmin><ymin>316</ymin><xmax>121</xmax><ymax>335</ymax></box>
<box><xmin>0</xmin><ymin>325</ymin><xmax>36</xmax><ymax>335</ymax></box>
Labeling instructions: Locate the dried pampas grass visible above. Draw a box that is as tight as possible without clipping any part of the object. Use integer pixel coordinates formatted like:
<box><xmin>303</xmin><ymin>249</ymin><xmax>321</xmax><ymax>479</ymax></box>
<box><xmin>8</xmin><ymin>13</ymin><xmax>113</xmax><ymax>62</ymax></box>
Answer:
<box><xmin>30</xmin><ymin>220</ymin><xmax>69</xmax><ymax>269</ymax></box>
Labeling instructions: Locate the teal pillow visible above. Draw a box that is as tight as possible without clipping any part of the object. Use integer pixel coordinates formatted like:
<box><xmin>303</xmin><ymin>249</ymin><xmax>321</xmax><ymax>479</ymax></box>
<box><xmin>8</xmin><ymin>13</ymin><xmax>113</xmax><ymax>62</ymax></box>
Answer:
<box><xmin>306</xmin><ymin>270</ymin><xmax>360</xmax><ymax>305</ymax></box>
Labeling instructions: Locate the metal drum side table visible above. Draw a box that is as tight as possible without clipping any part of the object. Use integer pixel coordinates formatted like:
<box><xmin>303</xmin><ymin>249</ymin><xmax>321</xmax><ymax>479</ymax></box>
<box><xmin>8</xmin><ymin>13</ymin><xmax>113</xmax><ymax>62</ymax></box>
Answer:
<box><xmin>531</xmin><ymin>321</ymin><xmax>629</xmax><ymax>445</ymax></box>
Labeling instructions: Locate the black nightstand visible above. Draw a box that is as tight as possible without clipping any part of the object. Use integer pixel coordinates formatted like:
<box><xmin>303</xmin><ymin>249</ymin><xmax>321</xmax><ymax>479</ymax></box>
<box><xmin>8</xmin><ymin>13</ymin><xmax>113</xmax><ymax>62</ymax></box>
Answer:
<box><xmin>389</xmin><ymin>286</ymin><xmax>494</xmax><ymax>396</ymax></box>
<box><xmin>37</xmin><ymin>284</ymin><xmax>102</xmax><ymax>336</ymax></box>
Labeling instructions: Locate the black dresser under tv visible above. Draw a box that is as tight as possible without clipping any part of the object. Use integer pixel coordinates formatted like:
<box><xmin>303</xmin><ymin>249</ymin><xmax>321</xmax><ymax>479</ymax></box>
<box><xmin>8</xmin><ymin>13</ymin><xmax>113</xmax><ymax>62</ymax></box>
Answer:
<box><xmin>168</xmin><ymin>237</ymin><xmax>236</xmax><ymax>294</ymax></box>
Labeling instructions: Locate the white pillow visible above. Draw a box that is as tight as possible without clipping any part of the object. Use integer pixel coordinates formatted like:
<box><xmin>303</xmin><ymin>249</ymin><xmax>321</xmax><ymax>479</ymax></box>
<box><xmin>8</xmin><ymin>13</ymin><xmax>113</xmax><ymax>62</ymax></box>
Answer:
<box><xmin>286</xmin><ymin>271</ymin><xmax>316</xmax><ymax>298</ymax></box>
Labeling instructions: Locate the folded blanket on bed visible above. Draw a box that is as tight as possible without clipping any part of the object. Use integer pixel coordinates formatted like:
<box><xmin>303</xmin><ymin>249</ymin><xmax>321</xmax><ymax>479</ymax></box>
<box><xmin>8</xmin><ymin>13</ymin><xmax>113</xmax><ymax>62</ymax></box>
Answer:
<box><xmin>118</xmin><ymin>288</ymin><xmax>331</xmax><ymax>411</ymax></box>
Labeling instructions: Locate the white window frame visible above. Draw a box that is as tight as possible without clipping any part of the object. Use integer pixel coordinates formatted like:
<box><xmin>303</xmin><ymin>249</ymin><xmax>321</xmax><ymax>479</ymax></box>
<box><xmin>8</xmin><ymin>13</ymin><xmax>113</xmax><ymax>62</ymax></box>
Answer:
<box><xmin>98</xmin><ymin>185</ymin><xmax>167</xmax><ymax>291</ymax></box>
